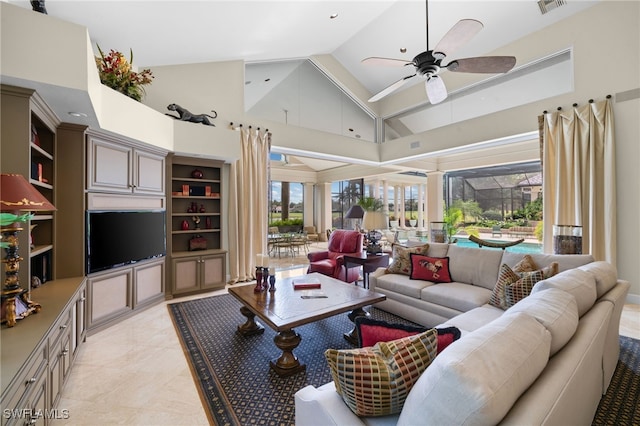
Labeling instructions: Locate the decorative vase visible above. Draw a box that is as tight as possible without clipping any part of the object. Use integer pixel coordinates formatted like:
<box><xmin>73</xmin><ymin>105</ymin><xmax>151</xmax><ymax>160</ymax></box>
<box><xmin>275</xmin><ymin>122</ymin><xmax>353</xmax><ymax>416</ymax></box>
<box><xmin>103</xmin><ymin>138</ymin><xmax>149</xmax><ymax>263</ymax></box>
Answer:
<box><xmin>269</xmin><ymin>275</ymin><xmax>276</xmax><ymax>292</ymax></box>
<box><xmin>181</xmin><ymin>220</ymin><xmax>189</xmax><ymax>230</ymax></box>
<box><xmin>191</xmin><ymin>169</ymin><xmax>204</xmax><ymax>179</ymax></box>
<box><xmin>254</xmin><ymin>267</ymin><xmax>264</xmax><ymax>292</ymax></box>
<box><xmin>263</xmin><ymin>267</ymin><xmax>270</xmax><ymax>290</ymax></box>
<box><xmin>553</xmin><ymin>225</ymin><xmax>583</xmax><ymax>254</ymax></box>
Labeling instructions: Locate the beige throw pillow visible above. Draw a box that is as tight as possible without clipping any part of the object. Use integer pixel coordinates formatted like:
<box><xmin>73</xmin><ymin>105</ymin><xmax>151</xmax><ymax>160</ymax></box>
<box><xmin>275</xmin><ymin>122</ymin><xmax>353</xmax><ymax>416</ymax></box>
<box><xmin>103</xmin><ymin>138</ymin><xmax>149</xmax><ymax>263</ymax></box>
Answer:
<box><xmin>385</xmin><ymin>244</ymin><xmax>429</xmax><ymax>275</ymax></box>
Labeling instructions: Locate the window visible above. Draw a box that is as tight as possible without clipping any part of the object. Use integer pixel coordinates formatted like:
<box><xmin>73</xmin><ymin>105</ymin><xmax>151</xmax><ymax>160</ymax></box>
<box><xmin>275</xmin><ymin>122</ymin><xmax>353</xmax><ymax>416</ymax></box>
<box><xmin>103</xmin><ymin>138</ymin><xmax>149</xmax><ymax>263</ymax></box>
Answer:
<box><xmin>331</xmin><ymin>179</ymin><xmax>363</xmax><ymax>229</ymax></box>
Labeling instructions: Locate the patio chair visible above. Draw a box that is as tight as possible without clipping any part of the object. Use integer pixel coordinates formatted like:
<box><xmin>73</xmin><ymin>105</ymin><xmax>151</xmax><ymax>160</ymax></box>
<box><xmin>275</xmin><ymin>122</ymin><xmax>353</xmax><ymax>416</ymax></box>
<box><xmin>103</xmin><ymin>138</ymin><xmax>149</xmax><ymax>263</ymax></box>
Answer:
<box><xmin>492</xmin><ymin>225</ymin><xmax>502</xmax><ymax>237</ymax></box>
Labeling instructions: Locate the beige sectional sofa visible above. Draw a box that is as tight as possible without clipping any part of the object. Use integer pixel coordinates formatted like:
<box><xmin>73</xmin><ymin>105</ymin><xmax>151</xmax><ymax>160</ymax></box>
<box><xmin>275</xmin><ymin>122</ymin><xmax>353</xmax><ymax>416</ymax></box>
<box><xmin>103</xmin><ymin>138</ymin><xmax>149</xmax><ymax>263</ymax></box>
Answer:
<box><xmin>294</xmin><ymin>243</ymin><xmax>630</xmax><ymax>425</ymax></box>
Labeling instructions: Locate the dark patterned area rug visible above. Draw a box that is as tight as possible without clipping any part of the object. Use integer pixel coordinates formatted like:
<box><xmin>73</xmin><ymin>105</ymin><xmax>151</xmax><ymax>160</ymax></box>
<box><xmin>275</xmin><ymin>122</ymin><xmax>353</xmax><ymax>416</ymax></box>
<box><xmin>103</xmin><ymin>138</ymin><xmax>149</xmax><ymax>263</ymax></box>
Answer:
<box><xmin>593</xmin><ymin>335</ymin><xmax>640</xmax><ymax>425</ymax></box>
<box><xmin>168</xmin><ymin>294</ymin><xmax>639</xmax><ymax>426</ymax></box>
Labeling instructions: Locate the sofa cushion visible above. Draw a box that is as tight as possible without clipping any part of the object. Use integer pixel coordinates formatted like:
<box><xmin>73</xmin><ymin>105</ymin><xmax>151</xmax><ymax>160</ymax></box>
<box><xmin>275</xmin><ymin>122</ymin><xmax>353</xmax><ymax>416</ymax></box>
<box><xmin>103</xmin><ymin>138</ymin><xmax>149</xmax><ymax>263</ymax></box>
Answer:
<box><xmin>355</xmin><ymin>317</ymin><xmax>461</xmax><ymax>353</ymax></box>
<box><xmin>425</xmin><ymin>242</ymin><xmax>450</xmax><ymax>258</ymax></box>
<box><xmin>446</xmin><ymin>245</ymin><xmax>504</xmax><ymax>290</ymax></box>
<box><xmin>501</xmin><ymin>252</ymin><xmax>593</xmax><ymax>273</ymax></box>
<box><xmin>325</xmin><ymin>328</ymin><xmax>438</xmax><ymax>417</ymax></box>
<box><xmin>421</xmin><ymin>282</ymin><xmax>493</xmax><ymax>313</ymax></box>
<box><xmin>577</xmin><ymin>261</ymin><xmax>618</xmax><ymax>298</ymax></box>
<box><xmin>386</xmin><ymin>244</ymin><xmax>430</xmax><ymax>275</ymax></box>
<box><xmin>409</xmin><ymin>254</ymin><xmax>452</xmax><ymax>283</ymax></box>
<box><xmin>397</xmin><ymin>312</ymin><xmax>551</xmax><ymax>426</ymax></box>
<box><xmin>531</xmin><ymin>268</ymin><xmax>597</xmax><ymax>317</ymax></box>
<box><xmin>375</xmin><ymin>273</ymin><xmax>433</xmax><ymax>298</ymax></box>
<box><xmin>505</xmin><ymin>288</ymin><xmax>579</xmax><ymax>356</ymax></box>
<box><xmin>439</xmin><ymin>305</ymin><xmax>504</xmax><ymax>334</ymax></box>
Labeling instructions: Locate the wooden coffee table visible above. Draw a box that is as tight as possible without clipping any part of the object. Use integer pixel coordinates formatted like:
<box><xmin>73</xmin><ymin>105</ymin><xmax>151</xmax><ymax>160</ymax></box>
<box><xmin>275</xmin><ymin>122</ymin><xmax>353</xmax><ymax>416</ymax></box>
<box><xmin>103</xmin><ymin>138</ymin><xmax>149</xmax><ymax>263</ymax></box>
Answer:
<box><xmin>228</xmin><ymin>272</ymin><xmax>386</xmax><ymax>377</ymax></box>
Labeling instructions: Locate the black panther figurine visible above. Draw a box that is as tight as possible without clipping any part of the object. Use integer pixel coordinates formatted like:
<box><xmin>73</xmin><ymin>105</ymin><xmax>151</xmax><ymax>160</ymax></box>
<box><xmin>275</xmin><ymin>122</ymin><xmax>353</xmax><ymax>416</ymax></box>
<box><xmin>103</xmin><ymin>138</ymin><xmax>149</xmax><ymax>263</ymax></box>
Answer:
<box><xmin>30</xmin><ymin>0</ymin><xmax>48</xmax><ymax>14</ymax></box>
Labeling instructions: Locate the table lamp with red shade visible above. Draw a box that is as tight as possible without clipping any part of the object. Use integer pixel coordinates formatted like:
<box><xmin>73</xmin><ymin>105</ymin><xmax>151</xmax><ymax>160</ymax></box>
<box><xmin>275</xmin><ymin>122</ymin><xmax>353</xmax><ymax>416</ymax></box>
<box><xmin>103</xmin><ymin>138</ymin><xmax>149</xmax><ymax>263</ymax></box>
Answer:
<box><xmin>1</xmin><ymin>173</ymin><xmax>56</xmax><ymax>327</ymax></box>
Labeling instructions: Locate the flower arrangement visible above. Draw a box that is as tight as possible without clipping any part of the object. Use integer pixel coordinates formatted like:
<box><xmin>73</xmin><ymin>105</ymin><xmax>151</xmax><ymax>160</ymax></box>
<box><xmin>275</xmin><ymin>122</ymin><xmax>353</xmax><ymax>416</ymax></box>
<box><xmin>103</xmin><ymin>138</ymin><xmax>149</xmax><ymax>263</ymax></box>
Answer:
<box><xmin>95</xmin><ymin>45</ymin><xmax>154</xmax><ymax>102</ymax></box>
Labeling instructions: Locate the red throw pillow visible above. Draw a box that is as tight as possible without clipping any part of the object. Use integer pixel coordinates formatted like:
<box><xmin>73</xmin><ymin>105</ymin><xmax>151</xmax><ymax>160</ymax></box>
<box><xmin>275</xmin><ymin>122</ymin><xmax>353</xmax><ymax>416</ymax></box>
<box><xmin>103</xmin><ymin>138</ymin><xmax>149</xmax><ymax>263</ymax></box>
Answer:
<box><xmin>355</xmin><ymin>317</ymin><xmax>460</xmax><ymax>353</ymax></box>
<box><xmin>409</xmin><ymin>254</ymin><xmax>453</xmax><ymax>283</ymax></box>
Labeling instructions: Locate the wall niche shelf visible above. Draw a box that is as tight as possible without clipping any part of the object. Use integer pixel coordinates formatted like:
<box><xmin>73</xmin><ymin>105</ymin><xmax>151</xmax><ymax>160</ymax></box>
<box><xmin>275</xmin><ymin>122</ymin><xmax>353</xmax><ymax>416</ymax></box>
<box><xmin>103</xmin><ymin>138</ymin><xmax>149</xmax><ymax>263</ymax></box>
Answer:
<box><xmin>167</xmin><ymin>155</ymin><xmax>227</xmax><ymax>295</ymax></box>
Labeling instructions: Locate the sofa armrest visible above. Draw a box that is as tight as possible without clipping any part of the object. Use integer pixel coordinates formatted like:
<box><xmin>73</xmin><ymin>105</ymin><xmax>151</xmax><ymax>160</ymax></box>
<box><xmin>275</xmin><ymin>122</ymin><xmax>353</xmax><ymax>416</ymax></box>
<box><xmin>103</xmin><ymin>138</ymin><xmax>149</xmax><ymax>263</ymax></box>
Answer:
<box><xmin>307</xmin><ymin>251</ymin><xmax>329</xmax><ymax>262</ymax></box>
<box><xmin>294</xmin><ymin>383</ymin><xmax>365</xmax><ymax>426</ymax></box>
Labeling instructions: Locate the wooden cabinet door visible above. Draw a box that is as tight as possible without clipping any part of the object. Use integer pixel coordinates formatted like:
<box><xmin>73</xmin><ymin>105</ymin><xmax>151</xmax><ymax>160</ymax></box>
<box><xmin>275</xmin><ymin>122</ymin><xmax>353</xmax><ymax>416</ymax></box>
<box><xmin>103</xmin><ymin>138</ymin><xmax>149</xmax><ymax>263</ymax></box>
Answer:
<box><xmin>134</xmin><ymin>259</ymin><xmax>165</xmax><ymax>306</ymax></box>
<box><xmin>134</xmin><ymin>150</ymin><xmax>165</xmax><ymax>194</ymax></box>
<box><xmin>201</xmin><ymin>254</ymin><xmax>225</xmax><ymax>289</ymax></box>
<box><xmin>172</xmin><ymin>257</ymin><xmax>200</xmax><ymax>294</ymax></box>
<box><xmin>87</xmin><ymin>137</ymin><xmax>132</xmax><ymax>193</ymax></box>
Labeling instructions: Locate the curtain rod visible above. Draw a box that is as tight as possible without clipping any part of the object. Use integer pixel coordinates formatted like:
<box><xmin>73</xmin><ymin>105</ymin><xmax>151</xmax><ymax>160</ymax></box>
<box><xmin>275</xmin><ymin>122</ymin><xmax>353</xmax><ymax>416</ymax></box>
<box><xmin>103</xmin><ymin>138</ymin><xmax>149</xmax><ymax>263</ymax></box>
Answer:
<box><xmin>229</xmin><ymin>122</ymin><xmax>269</xmax><ymax>132</ymax></box>
<box><xmin>543</xmin><ymin>94</ymin><xmax>611</xmax><ymax>114</ymax></box>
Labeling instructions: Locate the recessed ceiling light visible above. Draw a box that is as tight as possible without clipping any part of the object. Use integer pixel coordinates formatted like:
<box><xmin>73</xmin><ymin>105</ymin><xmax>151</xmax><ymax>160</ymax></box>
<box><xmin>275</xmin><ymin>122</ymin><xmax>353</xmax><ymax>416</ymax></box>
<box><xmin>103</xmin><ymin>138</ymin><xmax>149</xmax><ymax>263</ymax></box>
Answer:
<box><xmin>245</xmin><ymin>80</ymin><xmax>252</xmax><ymax>85</ymax></box>
<box><xmin>330</xmin><ymin>13</ymin><xmax>338</xmax><ymax>19</ymax></box>
<box><xmin>400</xmin><ymin>48</ymin><xmax>407</xmax><ymax>53</ymax></box>
<box><xmin>68</xmin><ymin>112</ymin><xmax>87</xmax><ymax>117</ymax></box>
<box><xmin>348</xmin><ymin>128</ymin><xmax>354</xmax><ymax>132</ymax></box>
<box><xmin>264</xmin><ymin>78</ymin><xmax>271</xmax><ymax>82</ymax></box>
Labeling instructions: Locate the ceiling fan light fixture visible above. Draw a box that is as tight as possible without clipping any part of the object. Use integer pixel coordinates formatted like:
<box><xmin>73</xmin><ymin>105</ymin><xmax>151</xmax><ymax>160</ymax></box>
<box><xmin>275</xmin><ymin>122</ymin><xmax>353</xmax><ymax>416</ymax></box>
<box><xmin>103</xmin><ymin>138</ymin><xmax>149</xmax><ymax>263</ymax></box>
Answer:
<box><xmin>425</xmin><ymin>76</ymin><xmax>447</xmax><ymax>104</ymax></box>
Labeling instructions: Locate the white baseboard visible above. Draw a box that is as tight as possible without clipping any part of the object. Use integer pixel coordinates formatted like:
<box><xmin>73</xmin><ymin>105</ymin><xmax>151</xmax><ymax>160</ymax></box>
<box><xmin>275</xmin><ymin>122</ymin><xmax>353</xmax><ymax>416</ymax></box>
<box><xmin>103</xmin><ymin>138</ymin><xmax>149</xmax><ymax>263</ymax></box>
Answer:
<box><xmin>626</xmin><ymin>293</ymin><xmax>640</xmax><ymax>305</ymax></box>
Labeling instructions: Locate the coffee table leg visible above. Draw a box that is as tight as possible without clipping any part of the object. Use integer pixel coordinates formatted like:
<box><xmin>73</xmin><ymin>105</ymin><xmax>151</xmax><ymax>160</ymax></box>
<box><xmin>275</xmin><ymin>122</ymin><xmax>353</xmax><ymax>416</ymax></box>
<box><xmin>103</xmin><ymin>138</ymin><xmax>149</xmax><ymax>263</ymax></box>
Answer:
<box><xmin>344</xmin><ymin>307</ymin><xmax>370</xmax><ymax>345</ymax></box>
<box><xmin>237</xmin><ymin>306</ymin><xmax>265</xmax><ymax>336</ymax></box>
<box><xmin>270</xmin><ymin>329</ymin><xmax>306</xmax><ymax>377</ymax></box>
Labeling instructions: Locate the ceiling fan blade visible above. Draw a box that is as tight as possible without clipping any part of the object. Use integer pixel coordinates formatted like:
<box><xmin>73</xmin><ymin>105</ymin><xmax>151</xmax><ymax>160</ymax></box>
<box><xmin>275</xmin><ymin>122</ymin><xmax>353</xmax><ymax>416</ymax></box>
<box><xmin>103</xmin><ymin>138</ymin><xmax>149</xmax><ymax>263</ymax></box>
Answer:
<box><xmin>368</xmin><ymin>74</ymin><xmax>417</xmax><ymax>102</ymax></box>
<box><xmin>425</xmin><ymin>75</ymin><xmax>448</xmax><ymax>104</ymax></box>
<box><xmin>433</xmin><ymin>19</ymin><xmax>483</xmax><ymax>59</ymax></box>
<box><xmin>446</xmin><ymin>56</ymin><xmax>516</xmax><ymax>73</ymax></box>
<box><xmin>362</xmin><ymin>57</ymin><xmax>413</xmax><ymax>67</ymax></box>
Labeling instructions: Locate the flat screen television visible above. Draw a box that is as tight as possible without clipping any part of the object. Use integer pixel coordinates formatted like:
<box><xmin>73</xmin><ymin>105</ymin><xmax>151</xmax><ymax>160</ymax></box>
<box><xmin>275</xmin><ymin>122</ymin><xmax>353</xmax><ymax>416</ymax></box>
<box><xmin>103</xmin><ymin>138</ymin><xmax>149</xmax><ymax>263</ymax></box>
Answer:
<box><xmin>86</xmin><ymin>210</ymin><xmax>166</xmax><ymax>274</ymax></box>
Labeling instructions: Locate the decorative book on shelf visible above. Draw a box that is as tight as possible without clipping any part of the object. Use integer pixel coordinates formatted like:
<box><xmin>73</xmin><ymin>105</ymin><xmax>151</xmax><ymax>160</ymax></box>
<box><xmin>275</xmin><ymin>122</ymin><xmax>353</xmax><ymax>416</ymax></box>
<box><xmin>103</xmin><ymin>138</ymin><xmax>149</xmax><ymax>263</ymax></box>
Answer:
<box><xmin>292</xmin><ymin>278</ymin><xmax>322</xmax><ymax>290</ymax></box>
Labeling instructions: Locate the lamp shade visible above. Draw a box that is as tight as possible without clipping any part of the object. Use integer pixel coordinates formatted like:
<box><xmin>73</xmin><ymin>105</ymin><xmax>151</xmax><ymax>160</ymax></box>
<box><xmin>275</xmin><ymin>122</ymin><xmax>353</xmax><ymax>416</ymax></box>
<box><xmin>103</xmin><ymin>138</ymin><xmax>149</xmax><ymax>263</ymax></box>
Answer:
<box><xmin>345</xmin><ymin>205</ymin><xmax>365</xmax><ymax>219</ymax></box>
<box><xmin>1</xmin><ymin>174</ymin><xmax>56</xmax><ymax>211</ymax></box>
<box><xmin>362</xmin><ymin>211</ymin><xmax>387</xmax><ymax>231</ymax></box>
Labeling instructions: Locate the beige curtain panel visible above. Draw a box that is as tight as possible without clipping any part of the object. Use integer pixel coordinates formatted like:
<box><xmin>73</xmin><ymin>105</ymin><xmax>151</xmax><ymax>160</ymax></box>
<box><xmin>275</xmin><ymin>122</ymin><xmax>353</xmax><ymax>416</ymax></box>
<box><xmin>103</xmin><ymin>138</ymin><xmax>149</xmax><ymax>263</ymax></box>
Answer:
<box><xmin>228</xmin><ymin>128</ymin><xmax>270</xmax><ymax>283</ymax></box>
<box><xmin>541</xmin><ymin>99</ymin><xmax>616</xmax><ymax>264</ymax></box>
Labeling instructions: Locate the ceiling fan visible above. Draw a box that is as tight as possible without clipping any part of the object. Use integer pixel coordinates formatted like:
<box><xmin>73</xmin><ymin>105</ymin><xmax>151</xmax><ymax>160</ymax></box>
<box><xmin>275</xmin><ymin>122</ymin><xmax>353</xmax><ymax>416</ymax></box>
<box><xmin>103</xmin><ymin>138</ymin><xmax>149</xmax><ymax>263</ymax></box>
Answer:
<box><xmin>363</xmin><ymin>0</ymin><xmax>516</xmax><ymax>104</ymax></box>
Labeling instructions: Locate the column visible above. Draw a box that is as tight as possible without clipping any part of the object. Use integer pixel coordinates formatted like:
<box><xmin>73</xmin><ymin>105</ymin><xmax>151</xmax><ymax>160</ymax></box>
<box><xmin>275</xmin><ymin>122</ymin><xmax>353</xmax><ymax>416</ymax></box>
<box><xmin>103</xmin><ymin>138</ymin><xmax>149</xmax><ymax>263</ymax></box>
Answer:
<box><xmin>303</xmin><ymin>183</ymin><xmax>314</xmax><ymax>227</ymax></box>
<box><xmin>400</xmin><ymin>185</ymin><xmax>406</xmax><ymax>229</ymax></box>
<box><xmin>318</xmin><ymin>182</ymin><xmax>333</xmax><ymax>241</ymax></box>
<box><xmin>426</xmin><ymin>171</ymin><xmax>444</xmax><ymax>225</ymax></box>
<box><xmin>393</xmin><ymin>185</ymin><xmax>400</xmax><ymax>229</ymax></box>
<box><xmin>417</xmin><ymin>183</ymin><xmax>425</xmax><ymax>230</ymax></box>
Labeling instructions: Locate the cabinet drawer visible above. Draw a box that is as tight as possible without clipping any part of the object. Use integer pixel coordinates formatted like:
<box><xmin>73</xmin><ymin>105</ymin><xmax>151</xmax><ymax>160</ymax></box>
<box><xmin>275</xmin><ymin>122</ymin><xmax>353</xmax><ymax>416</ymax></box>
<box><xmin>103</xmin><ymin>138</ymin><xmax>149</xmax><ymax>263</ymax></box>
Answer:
<box><xmin>1</xmin><ymin>346</ymin><xmax>46</xmax><ymax>426</ymax></box>
<box><xmin>48</xmin><ymin>308</ymin><xmax>72</xmax><ymax>354</ymax></box>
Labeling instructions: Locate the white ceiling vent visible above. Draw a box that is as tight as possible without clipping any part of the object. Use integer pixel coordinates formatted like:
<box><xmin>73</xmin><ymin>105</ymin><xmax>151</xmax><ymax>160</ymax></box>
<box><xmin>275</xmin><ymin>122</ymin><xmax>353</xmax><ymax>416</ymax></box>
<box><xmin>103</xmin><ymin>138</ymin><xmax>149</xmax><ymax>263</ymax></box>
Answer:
<box><xmin>538</xmin><ymin>0</ymin><xmax>567</xmax><ymax>15</ymax></box>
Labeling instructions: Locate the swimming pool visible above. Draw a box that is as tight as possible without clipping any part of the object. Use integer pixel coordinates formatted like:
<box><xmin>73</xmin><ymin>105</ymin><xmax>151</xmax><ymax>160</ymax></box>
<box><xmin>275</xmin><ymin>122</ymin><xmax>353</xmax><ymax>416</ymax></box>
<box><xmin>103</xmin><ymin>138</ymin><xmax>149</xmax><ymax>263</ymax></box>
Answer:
<box><xmin>455</xmin><ymin>237</ymin><xmax>542</xmax><ymax>254</ymax></box>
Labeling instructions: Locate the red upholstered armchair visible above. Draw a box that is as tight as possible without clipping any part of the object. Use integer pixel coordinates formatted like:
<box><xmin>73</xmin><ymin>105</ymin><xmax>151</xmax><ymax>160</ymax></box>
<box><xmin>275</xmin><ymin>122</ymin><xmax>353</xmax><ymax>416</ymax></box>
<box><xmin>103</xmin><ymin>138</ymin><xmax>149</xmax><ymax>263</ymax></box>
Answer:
<box><xmin>307</xmin><ymin>229</ymin><xmax>364</xmax><ymax>282</ymax></box>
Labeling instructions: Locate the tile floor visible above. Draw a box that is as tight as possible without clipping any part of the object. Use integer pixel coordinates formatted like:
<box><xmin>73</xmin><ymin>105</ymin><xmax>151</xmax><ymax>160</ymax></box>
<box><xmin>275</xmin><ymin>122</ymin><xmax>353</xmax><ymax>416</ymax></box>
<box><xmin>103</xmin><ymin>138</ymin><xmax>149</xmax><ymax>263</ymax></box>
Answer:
<box><xmin>55</xmin><ymin>245</ymin><xmax>640</xmax><ymax>425</ymax></box>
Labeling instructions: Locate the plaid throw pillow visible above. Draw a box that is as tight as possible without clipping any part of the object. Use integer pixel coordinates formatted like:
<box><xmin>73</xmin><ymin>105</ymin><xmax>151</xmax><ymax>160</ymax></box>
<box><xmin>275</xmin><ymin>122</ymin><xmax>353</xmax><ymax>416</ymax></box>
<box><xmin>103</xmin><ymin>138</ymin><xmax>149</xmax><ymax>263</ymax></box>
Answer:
<box><xmin>490</xmin><ymin>263</ymin><xmax>548</xmax><ymax>309</ymax></box>
<box><xmin>490</xmin><ymin>263</ymin><xmax>521</xmax><ymax>309</ymax></box>
<box><xmin>325</xmin><ymin>328</ymin><xmax>438</xmax><ymax>417</ymax></box>
<box><xmin>505</xmin><ymin>269</ymin><xmax>545</xmax><ymax>308</ymax></box>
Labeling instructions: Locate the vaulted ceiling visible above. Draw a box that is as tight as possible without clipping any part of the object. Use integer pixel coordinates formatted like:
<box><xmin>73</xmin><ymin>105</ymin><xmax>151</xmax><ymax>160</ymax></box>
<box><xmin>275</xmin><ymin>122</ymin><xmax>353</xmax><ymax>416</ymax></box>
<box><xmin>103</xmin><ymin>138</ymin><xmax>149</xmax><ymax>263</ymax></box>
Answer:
<box><xmin>7</xmin><ymin>0</ymin><xmax>600</xmax><ymax>176</ymax></box>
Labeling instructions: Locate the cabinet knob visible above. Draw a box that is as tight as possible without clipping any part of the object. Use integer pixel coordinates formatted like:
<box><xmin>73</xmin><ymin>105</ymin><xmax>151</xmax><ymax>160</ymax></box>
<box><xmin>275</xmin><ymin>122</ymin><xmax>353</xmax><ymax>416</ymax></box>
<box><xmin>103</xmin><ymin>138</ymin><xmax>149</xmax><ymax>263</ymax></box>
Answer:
<box><xmin>27</xmin><ymin>377</ymin><xmax>37</xmax><ymax>384</ymax></box>
<box><xmin>80</xmin><ymin>297</ymin><xmax>86</xmax><ymax>302</ymax></box>
<box><xmin>60</xmin><ymin>324</ymin><xmax>67</xmax><ymax>329</ymax></box>
<box><xmin>62</xmin><ymin>349</ymin><xmax>69</xmax><ymax>356</ymax></box>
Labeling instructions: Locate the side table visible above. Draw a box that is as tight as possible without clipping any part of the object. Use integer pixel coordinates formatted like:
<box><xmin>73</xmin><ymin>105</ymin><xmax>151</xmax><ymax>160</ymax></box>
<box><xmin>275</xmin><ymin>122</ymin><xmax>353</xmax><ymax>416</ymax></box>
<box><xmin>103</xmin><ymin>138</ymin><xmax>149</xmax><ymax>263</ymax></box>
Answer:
<box><xmin>343</xmin><ymin>253</ymin><xmax>390</xmax><ymax>289</ymax></box>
